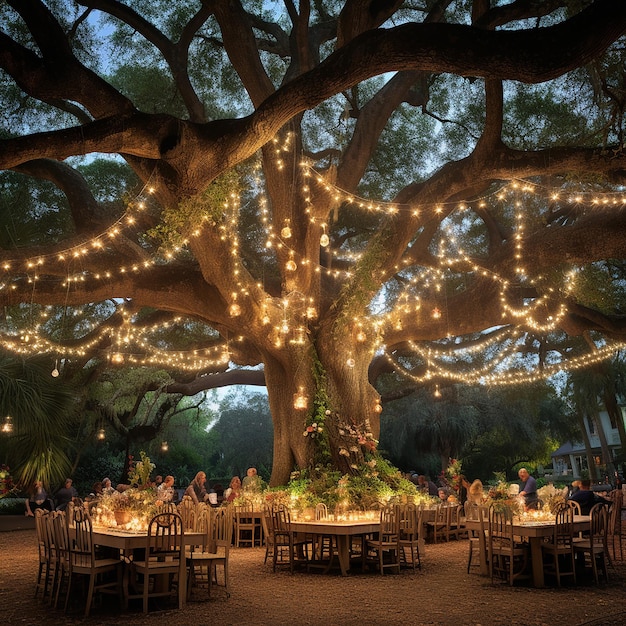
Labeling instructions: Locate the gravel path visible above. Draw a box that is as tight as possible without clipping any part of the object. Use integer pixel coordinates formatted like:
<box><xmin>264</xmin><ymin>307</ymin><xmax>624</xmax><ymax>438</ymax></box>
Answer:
<box><xmin>1</xmin><ymin>528</ymin><xmax>624</xmax><ymax>625</ymax></box>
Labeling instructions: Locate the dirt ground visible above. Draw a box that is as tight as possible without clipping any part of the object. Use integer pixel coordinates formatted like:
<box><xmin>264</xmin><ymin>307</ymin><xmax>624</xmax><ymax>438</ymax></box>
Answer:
<box><xmin>1</xmin><ymin>527</ymin><xmax>625</xmax><ymax>626</ymax></box>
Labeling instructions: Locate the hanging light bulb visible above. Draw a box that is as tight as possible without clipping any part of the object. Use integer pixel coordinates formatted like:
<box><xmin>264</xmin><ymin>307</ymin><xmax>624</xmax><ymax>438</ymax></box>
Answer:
<box><xmin>281</xmin><ymin>219</ymin><xmax>292</xmax><ymax>239</ymax></box>
<box><xmin>305</xmin><ymin>306</ymin><xmax>317</xmax><ymax>319</ymax></box>
<box><xmin>51</xmin><ymin>359</ymin><xmax>59</xmax><ymax>378</ymax></box>
<box><xmin>161</xmin><ymin>441</ymin><xmax>169</xmax><ymax>452</ymax></box>
<box><xmin>229</xmin><ymin>293</ymin><xmax>241</xmax><ymax>317</ymax></box>
<box><xmin>432</xmin><ymin>307</ymin><xmax>442</xmax><ymax>319</ymax></box>
<box><xmin>434</xmin><ymin>384</ymin><xmax>442</xmax><ymax>398</ymax></box>
<box><xmin>293</xmin><ymin>387</ymin><xmax>309</xmax><ymax>410</ymax></box>
<box><xmin>286</xmin><ymin>258</ymin><xmax>297</xmax><ymax>272</ymax></box>
<box><xmin>346</xmin><ymin>356</ymin><xmax>356</xmax><ymax>368</ymax></box>
<box><xmin>373</xmin><ymin>400</ymin><xmax>383</xmax><ymax>414</ymax></box>
<box><xmin>2</xmin><ymin>415</ymin><xmax>13</xmax><ymax>434</ymax></box>
<box><xmin>320</xmin><ymin>223</ymin><xmax>330</xmax><ymax>247</ymax></box>
<box><xmin>111</xmin><ymin>353</ymin><xmax>124</xmax><ymax>364</ymax></box>
<box><xmin>97</xmin><ymin>427</ymin><xmax>106</xmax><ymax>440</ymax></box>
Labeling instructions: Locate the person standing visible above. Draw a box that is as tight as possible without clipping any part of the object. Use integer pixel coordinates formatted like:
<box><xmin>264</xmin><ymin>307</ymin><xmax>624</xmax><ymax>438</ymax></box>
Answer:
<box><xmin>518</xmin><ymin>468</ymin><xmax>538</xmax><ymax>510</ymax></box>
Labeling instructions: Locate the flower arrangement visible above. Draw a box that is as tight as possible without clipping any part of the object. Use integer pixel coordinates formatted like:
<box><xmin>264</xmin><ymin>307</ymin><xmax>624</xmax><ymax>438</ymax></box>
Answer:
<box><xmin>0</xmin><ymin>465</ymin><xmax>14</xmax><ymax>498</ymax></box>
<box><xmin>537</xmin><ymin>483</ymin><xmax>567</xmax><ymax>514</ymax></box>
<box><xmin>92</xmin><ymin>451</ymin><xmax>158</xmax><ymax>529</ymax></box>
<box><xmin>127</xmin><ymin>450</ymin><xmax>155</xmax><ymax>487</ymax></box>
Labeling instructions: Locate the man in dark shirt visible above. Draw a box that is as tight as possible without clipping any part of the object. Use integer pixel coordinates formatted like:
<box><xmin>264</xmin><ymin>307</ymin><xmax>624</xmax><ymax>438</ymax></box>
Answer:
<box><xmin>568</xmin><ymin>478</ymin><xmax>601</xmax><ymax>515</ymax></box>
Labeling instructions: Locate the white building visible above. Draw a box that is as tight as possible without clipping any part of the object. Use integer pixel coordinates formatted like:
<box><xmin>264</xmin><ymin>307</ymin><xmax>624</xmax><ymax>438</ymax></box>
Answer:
<box><xmin>550</xmin><ymin>406</ymin><xmax>624</xmax><ymax>480</ymax></box>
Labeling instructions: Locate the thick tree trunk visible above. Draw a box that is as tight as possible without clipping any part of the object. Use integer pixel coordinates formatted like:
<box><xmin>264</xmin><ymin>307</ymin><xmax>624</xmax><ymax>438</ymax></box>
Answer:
<box><xmin>575</xmin><ymin>411</ymin><xmax>599</xmax><ymax>481</ymax></box>
<box><xmin>265</xmin><ymin>332</ymin><xmax>381</xmax><ymax>486</ymax></box>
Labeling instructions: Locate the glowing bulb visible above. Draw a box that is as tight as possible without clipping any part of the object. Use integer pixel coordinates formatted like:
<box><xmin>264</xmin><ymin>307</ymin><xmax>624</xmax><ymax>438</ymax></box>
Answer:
<box><xmin>281</xmin><ymin>222</ymin><xmax>292</xmax><ymax>239</ymax></box>
<box><xmin>320</xmin><ymin>233</ymin><xmax>330</xmax><ymax>247</ymax></box>
<box><xmin>356</xmin><ymin>330</ymin><xmax>366</xmax><ymax>342</ymax></box>
<box><xmin>373</xmin><ymin>401</ymin><xmax>383</xmax><ymax>414</ymax></box>
<box><xmin>346</xmin><ymin>357</ymin><xmax>356</xmax><ymax>368</ymax></box>
<box><xmin>2</xmin><ymin>416</ymin><xmax>13</xmax><ymax>434</ymax></box>
<box><xmin>432</xmin><ymin>308</ymin><xmax>441</xmax><ymax>319</ymax></box>
<box><xmin>97</xmin><ymin>428</ymin><xmax>106</xmax><ymax>440</ymax></box>
<box><xmin>293</xmin><ymin>388</ymin><xmax>308</xmax><ymax>410</ymax></box>
<box><xmin>161</xmin><ymin>441</ymin><xmax>169</xmax><ymax>452</ymax></box>
<box><xmin>229</xmin><ymin>303</ymin><xmax>241</xmax><ymax>317</ymax></box>
<box><xmin>51</xmin><ymin>359</ymin><xmax>59</xmax><ymax>377</ymax></box>
<box><xmin>434</xmin><ymin>384</ymin><xmax>442</xmax><ymax>398</ymax></box>
<box><xmin>286</xmin><ymin>259</ymin><xmax>297</xmax><ymax>272</ymax></box>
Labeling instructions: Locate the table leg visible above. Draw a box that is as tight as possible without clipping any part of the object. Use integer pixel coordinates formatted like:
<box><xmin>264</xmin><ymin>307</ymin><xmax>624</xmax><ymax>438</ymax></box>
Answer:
<box><xmin>335</xmin><ymin>535</ymin><xmax>350</xmax><ymax>576</ymax></box>
<box><xmin>528</xmin><ymin>537</ymin><xmax>545</xmax><ymax>588</ymax></box>
<box><xmin>478</xmin><ymin>531</ymin><xmax>489</xmax><ymax>576</ymax></box>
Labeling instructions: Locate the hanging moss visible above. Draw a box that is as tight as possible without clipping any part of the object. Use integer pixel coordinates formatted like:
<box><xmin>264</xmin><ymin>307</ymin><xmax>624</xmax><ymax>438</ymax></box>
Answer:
<box><xmin>147</xmin><ymin>169</ymin><xmax>240</xmax><ymax>251</ymax></box>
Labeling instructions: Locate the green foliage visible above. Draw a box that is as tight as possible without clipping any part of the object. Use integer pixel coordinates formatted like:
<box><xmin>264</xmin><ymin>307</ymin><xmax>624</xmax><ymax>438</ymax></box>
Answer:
<box><xmin>0</xmin><ymin>354</ymin><xmax>78</xmax><ymax>490</ymax></box>
<box><xmin>148</xmin><ymin>170</ymin><xmax>241</xmax><ymax>251</ymax></box>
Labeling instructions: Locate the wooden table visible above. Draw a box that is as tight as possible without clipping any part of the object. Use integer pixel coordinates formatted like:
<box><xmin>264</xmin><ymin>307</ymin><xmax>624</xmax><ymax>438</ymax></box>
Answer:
<box><xmin>78</xmin><ymin>527</ymin><xmax>204</xmax><ymax>608</ymax></box>
<box><xmin>465</xmin><ymin>515</ymin><xmax>590</xmax><ymax>587</ymax></box>
<box><xmin>289</xmin><ymin>519</ymin><xmax>380</xmax><ymax>576</ymax></box>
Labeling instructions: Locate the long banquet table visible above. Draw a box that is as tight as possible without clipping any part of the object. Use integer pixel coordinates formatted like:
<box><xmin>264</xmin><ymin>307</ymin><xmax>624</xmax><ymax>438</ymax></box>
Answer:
<box><xmin>289</xmin><ymin>518</ymin><xmax>380</xmax><ymax>576</ymax></box>
<box><xmin>465</xmin><ymin>514</ymin><xmax>590</xmax><ymax>587</ymax></box>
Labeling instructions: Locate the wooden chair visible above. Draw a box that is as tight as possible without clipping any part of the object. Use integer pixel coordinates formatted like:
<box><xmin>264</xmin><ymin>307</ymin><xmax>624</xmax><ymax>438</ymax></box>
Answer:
<box><xmin>271</xmin><ymin>505</ymin><xmax>310</xmax><ymax>572</ymax></box>
<box><xmin>567</xmin><ymin>499</ymin><xmax>582</xmax><ymax>515</ymax></box>
<box><xmin>234</xmin><ymin>501</ymin><xmax>261</xmax><ymax>547</ymax></box>
<box><xmin>177</xmin><ymin>496</ymin><xmax>198</xmax><ymax>532</ymax></box>
<box><xmin>465</xmin><ymin>502</ymin><xmax>488</xmax><ymax>574</ymax></box>
<box><xmin>398</xmin><ymin>503</ymin><xmax>421</xmax><ymax>571</ymax></box>
<box><xmin>425</xmin><ymin>503</ymin><xmax>449</xmax><ymax>543</ymax></box>
<box><xmin>541</xmin><ymin>505</ymin><xmax>576</xmax><ymax>587</ymax></box>
<box><xmin>50</xmin><ymin>510</ymin><xmax>71</xmax><ymax>609</ymax></box>
<box><xmin>488</xmin><ymin>506</ymin><xmax>529</xmax><ymax>585</ymax></box>
<box><xmin>65</xmin><ymin>507</ymin><xmax>123</xmax><ymax>617</ymax></box>
<box><xmin>307</xmin><ymin>503</ymin><xmax>335</xmax><ymax>570</ymax></box>
<box><xmin>364</xmin><ymin>505</ymin><xmax>401</xmax><ymax>574</ymax></box>
<box><xmin>260</xmin><ymin>506</ymin><xmax>275</xmax><ymax>565</ymax></box>
<box><xmin>446</xmin><ymin>504</ymin><xmax>465</xmax><ymax>541</ymax></box>
<box><xmin>607</xmin><ymin>489</ymin><xmax>623</xmax><ymax>561</ymax></box>
<box><xmin>573</xmin><ymin>502</ymin><xmax>610</xmax><ymax>584</ymax></box>
<box><xmin>128</xmin><ymin>511</ymin><xmax>185</xmax><ymax>613</ymax></box>
<box><xmin>187</xmin><ymin>506</ymin><xmax>233</xmax><ymax>599</ymax></box>
<box><xmin>33</xmin><ymin>509</ymin><xmax>54</xmax><ymax>600</ymax></box>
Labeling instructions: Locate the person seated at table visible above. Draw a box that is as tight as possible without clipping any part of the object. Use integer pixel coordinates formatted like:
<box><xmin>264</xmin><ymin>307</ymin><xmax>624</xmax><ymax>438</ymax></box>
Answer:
<box><xmin>456</xmin><ymin>475</ymin><xmax>471</xmax><ymax>505</ymax></box>
<box><xmin>101</xmin><ymin>477</ymin><xmax>116</xmax><ymax>495</ymax></box>
<box><xmin>242</xmin><ymin>467</ymin><xmax>262</xmax><ymax>492</ymax></box>
<box><xmin>437</xmin><ymin>488</ymin><xmax>450</xmax><ymax>502</ymax></box>
<box><xmin>185</xmin><ymin>471</ymin><xmax>210</xmax><ymax>503</ymax></box>
<box><xmin>518</xmin><ymin>467</ymin><xmax>539</xmax><ymax>510</ymax></box>
<box><xmin>224</xmin><ymin>475</ymin><xmax>242</xmax><ymax>502</ymax></box>
<box><xmin>54</xmin><ymin>478</ymin><xmax>78</xmax><ymax>511</ymax></box>
<box><xmin>157</xmin><ymin>475</ymin><xmax>176</xmax><ymax>502</ymax></box>
<box><xmin>467</xmin><ymin>479</ymin><xmax>484</xmax><ymax>504</ymax></box>
<box><xmin>569</xmin><ymin>479</ymin><xmax>582</xmax><ymax>497</ymax></box>
<box><xmin>86</xmin><ymin>480</ymin><xmax>104</xmax><ymax>502</ymax></box>
<box><xmin>24</xmin><ymin>480</ymin><xmax>53</xmax><ymax>516</ymax></box>
<box><xmin>568</xmin><ymin>478</ymin><xmax>609</xmax><ymax>515</ymax></box>
<box><xmin>416</xmin><ymin>474</ymin><xmax>439</xmax><ymax>496</ymax></box>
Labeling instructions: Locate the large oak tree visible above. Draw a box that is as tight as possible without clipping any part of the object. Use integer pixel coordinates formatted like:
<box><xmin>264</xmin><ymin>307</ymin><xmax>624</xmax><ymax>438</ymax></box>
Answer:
<box><xmin>2</xmin><ymin>0</ymin><xmax>626</xmax><ymax>485</ymax></box>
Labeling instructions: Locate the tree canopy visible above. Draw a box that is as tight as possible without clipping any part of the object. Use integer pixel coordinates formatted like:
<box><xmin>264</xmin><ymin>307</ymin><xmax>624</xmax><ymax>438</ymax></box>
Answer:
<box><xmin>2</xmin><ymin>1</ymin><xmax>626</xmax><ymax>486</ymax></box>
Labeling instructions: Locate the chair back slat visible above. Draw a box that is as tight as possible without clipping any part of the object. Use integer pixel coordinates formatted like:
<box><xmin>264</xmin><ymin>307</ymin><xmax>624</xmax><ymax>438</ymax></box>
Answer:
<box><xmin>147</xmin><ymin>512</ymin><xmax>184</xmax><ymax>558</ymax></box>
